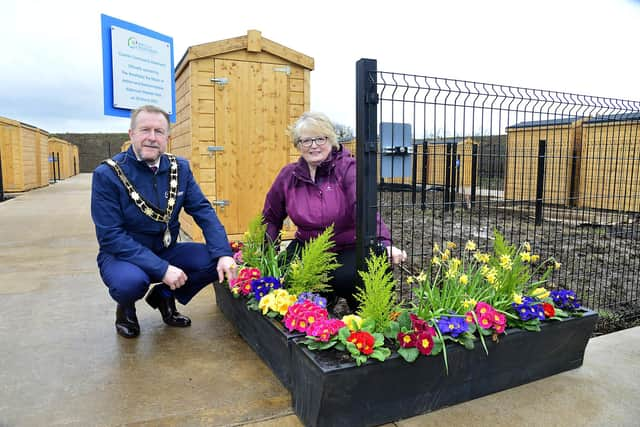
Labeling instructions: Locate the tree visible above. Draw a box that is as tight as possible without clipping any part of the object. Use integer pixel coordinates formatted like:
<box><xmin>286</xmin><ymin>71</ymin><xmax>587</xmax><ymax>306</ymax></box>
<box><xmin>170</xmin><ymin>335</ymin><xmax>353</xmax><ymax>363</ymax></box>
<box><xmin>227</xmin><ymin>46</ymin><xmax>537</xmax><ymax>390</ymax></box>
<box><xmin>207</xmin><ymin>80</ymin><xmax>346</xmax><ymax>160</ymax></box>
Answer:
<box><xmin>334</xmin><ymin>123</ymin><xmax>354</xmax><ymax>143</ymax></box>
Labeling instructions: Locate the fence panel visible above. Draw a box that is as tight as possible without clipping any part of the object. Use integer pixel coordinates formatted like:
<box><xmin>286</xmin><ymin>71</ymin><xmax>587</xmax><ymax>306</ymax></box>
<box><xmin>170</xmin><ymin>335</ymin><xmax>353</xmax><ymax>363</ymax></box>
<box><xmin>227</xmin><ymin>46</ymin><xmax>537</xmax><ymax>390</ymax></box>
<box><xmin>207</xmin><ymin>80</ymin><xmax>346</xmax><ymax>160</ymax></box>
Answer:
<box><xmin>355</xmin><ymin>58</ymin><xmax>640</xmax><ymax>320</ymax></box>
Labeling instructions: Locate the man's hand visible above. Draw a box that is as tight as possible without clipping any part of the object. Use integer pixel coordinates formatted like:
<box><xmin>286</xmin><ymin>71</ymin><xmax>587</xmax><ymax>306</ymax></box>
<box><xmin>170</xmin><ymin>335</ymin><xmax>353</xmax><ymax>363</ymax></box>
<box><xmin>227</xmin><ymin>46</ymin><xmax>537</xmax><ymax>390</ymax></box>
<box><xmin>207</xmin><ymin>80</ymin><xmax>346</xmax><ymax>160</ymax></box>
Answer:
<box><xmin>386</xmin><ymin>246</ymin><xmax>407</xmax><ymax>265</ymax></box>
<box><xmin>162</xmin><ymin>265</ymin><xmax>188</xmax><ymax>290</ymax></box>
<box><xmin>217</xmin><ymin>256</ymin><xmax>237</xmax><ymax>283</ymax></box>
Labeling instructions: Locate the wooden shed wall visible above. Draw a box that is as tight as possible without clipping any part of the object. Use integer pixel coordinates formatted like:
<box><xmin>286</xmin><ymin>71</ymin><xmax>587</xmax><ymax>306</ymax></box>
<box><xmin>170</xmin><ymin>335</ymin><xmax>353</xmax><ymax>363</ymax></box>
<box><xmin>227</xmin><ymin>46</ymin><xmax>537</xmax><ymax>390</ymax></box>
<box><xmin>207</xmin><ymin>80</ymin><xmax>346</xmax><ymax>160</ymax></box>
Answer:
<box><xmin>49</xmin><ymin>137</ymin><xmax>78</xmax><ymax>180</ymax></box>
<box><xmin>0</xmin><ymin>117</ymin><xmax>50</xmax><ymax>192</ymax></box>
<box><xmin>578</xmin><ymin>120</ymin><xmax>640</xmax><ymax>212</ymax></box>
<box><xmin>504</xmin><ymin>123</ymin><xmax>578</xmax><ymax>205</ymax></box>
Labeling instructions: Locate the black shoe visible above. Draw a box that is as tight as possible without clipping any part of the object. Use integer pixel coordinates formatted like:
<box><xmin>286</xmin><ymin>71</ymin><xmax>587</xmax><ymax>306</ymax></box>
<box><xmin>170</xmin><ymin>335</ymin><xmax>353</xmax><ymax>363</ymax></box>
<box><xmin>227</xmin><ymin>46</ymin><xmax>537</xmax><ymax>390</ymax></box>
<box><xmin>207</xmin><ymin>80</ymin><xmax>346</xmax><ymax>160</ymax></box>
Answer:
<box><xmin>115</xmin><ymin>304</ymin><xmax>140</xmax><ymax>338</ymax></box>
<box><xmin>145</xmin><ymin>285</ymin><xmax>191</xmax><ymax>327</ymax></box>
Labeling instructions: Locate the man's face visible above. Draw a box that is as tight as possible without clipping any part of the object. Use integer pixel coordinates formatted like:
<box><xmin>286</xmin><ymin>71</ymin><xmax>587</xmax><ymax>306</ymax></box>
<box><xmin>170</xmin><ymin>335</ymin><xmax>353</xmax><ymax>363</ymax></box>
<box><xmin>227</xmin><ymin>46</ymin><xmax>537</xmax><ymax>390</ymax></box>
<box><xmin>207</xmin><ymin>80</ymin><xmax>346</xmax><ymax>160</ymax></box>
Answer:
<box><xmin>129</xmin><ymin>111</ymin><xmax>169</xmax><ymax>164</ymax></box>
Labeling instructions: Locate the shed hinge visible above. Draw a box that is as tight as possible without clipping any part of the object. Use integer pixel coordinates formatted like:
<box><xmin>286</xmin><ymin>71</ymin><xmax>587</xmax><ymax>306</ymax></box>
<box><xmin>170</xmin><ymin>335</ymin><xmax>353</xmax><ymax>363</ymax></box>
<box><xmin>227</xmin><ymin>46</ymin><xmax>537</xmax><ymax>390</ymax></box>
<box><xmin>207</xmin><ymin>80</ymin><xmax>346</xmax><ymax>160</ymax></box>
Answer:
<box><xmin>273</xmin><ymin>66</ymin><xmax>291</xmax><ymax>75</ymax></box>
<box><xmin>210</xmin><ymin>77</ymin><xmax>229</xmax><ymax>86</ymax></box>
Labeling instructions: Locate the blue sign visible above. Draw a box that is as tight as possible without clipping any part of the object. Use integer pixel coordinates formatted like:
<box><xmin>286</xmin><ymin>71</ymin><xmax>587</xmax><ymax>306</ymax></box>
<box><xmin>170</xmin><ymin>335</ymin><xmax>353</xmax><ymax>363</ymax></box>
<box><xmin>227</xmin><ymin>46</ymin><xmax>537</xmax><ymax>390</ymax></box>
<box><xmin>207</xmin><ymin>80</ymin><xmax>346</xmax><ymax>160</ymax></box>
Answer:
<box><xmin>100</xmin><ymin>14</ymin><xmax>176</xmax><ymax>122</ymax></box>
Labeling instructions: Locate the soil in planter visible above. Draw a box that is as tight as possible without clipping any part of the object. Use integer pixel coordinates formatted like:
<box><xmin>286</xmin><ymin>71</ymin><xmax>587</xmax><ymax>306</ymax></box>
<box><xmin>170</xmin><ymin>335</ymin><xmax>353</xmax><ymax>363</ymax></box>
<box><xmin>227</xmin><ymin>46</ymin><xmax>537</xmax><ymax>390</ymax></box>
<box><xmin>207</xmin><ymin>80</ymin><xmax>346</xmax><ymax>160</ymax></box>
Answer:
<box><xmin>378</xmin><ymin>190</ymin><xmax>640</xmax><ymax>335</ymax></box>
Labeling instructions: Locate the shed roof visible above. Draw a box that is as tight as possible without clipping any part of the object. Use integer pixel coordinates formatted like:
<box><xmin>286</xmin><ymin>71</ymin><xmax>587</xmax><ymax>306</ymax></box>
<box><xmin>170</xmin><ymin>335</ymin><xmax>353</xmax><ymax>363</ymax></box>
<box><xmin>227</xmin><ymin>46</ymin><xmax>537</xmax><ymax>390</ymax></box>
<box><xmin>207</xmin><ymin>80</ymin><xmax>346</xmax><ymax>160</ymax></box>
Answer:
<box><xmin>584</xmin><ymin>112</ymin><xmax>640</xmax><ymax>124</ymax></box>
<box><xmin>175</xmin><ymin>30</ymin><xmax>314</xmax><ymax>77</ymax></box>
<box><xmin>506</xmin><ymin>117</ymin><xmax>582</xmax><ymax>130</ymax></box>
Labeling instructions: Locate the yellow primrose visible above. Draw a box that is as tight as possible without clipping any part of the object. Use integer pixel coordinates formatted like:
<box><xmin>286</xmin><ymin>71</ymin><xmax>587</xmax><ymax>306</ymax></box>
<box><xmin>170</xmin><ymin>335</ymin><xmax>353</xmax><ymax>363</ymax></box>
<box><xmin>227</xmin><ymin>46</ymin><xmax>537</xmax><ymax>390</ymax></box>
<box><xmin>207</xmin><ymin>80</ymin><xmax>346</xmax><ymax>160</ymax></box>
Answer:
<box><xmin>342</xmin><ymin>314</ymin><xmax>363</xmax><ymax>331</ymax></box>
<box><xmin>459</xmin><ymin>274</ymin><xmax>469</xmax><ymax>285</ymax></box>
<box><xmin>446</xmin><ymin>241</ymin><xmax>457</xmax><ymax>250</ymax></box>
<box><xmin>276</xmin><ymin>294</ymin><xmax>298</xmax><ymax>316</ymax></box>
<box><xmin>531</xmin><ymin>287</ymin><xmax>550</xmax><ymax>299</ymax></box>
<box><xmin>465</xmin><ymin>240</ymin><xmax>477</xmax><ymax>251</ymax></box>
<box><xmin>513</xmin><ymin>293</ymin><xmax>523</xmax><ymax>304</ymax></box>
<box><xmin>258</xmin><ymin>293</ymin><xmax>276</xmax><ymax>315</ymax></box>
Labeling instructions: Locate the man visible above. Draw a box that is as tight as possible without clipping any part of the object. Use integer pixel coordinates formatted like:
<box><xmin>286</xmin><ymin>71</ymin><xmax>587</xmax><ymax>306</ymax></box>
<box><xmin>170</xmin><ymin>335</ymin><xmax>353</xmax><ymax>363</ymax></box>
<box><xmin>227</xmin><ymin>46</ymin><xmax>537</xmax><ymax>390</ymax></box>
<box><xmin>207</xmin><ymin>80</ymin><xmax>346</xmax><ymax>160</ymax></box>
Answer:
<box><xmin>91</xmin><ymin>105</ymin><xmax>236</xmax><ymax>338</ymax></box>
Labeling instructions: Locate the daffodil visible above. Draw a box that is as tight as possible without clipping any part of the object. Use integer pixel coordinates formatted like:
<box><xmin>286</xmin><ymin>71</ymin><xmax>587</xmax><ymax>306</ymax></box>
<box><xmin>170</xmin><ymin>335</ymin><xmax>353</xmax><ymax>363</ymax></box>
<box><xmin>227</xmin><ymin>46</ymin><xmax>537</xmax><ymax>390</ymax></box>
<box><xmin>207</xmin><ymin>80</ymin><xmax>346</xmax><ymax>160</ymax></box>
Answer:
<box><xmin>462</xmin><ymin>298</ymin><xmax>477</xmax><ymax>310</ymax></box>
<box><xmin>520</xmin><ymin>252</ymin><xmax>531</xmax><ymax>262</ymax></box>
<box><xmin>531</xmin><ymin>287</ymin><xmax>550</xmax><ymax>299</ymax></box>
<box><xmin>499</xmin><ymin>254</ymin><xmax>512</xmax><ymax>271</ymax></box>
<box><xmin>513</xmin><ymin>293</ymin><xmax>523</xmax><ymax>304</ymax></box>
<box><xmin>523</xmin><ymin>242</ymin><xmax>531</xmax><ymax>252</ymax></box>
<box><xmin>459</xmin><ymin>274</ymin><xmax>469</xmax><ymax>285</ymax></box>
<box><xmin>446</xmin><ymin>241</ymin><xmax>457</xmax><ymax>250</ymax></box>
<box><xmin>465</xmin><ymin>240</ymin><xmax>477</xmax><ymax>251</ymax></box>
<box><xmin>555</xmin><ymin>261</ymin><xmax>561</xmax><ymax>270</ymax></box>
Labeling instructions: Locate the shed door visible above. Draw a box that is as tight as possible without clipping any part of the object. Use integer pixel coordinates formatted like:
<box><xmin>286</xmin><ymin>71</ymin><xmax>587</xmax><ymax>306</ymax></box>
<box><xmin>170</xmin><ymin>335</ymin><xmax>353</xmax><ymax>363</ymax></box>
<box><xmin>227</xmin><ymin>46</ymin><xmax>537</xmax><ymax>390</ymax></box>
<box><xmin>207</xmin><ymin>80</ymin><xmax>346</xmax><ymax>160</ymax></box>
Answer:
<box><xmin>213</xmin><ymin>59</ymin><xmax>290</xmax><ymax>236</ymax></box>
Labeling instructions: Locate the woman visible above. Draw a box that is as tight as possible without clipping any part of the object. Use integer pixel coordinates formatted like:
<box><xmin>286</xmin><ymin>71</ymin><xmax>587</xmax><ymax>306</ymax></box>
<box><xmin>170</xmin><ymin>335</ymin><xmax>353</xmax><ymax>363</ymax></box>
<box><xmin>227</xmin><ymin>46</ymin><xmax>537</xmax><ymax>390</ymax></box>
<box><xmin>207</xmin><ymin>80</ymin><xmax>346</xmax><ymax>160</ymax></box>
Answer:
<box><xmin>262</xmin><ymin>112</ymin><xmax>406</xmax><ymax>311</ymax></box>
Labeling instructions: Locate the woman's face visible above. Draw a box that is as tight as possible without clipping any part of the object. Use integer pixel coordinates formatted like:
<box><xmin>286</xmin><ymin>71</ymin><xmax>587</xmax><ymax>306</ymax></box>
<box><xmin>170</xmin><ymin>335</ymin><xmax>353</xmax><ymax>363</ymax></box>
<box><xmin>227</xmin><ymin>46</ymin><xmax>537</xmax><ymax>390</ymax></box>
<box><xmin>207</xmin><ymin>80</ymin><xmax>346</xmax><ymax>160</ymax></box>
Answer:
<box><xmin>297</xmin><ymin>130</ymin><xmax>333</xmax><ymax>167</ymax></box>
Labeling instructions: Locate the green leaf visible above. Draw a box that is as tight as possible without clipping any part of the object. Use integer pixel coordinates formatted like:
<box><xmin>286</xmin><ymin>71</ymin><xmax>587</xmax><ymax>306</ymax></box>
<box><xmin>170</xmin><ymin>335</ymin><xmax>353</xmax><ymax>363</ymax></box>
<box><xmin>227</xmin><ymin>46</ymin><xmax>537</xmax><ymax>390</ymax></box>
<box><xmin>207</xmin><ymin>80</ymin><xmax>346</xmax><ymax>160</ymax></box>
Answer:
<box><xmin>370</xmin><ymin>347</ymin><xmax>391</xmax><ymax>362</ymax></box>
<box><xmin>398</xmin><ymin>347</ymin><xmax>420</xmax><ymax>363</ymax></box>
<box><xmin>373</xmin><ymin>333</ymin><xmax>385</xmax><ymax>347</ymax></box>
<box><xmin>397</xmin><ymin>310</ymin><xmax>412</xmax><ymax>330</ymax></box>
<box><xmin>355</xmin><ymin>355</ymin><xmax>367</xmax><ymax>366</ymax></box>
<box><xmin>338</xmin><ymin>326</ymin><xmax>351</xmax><ymax>341</ymax></box>
<box><xmin>384</xmin><ymin>321</ymin><xmax>400</xmax><ymax>340</ymax></box>
<box><xmin>361</xmin><ymin>318</ymin><xmax>376</xmax><ymax>333</ymax></box>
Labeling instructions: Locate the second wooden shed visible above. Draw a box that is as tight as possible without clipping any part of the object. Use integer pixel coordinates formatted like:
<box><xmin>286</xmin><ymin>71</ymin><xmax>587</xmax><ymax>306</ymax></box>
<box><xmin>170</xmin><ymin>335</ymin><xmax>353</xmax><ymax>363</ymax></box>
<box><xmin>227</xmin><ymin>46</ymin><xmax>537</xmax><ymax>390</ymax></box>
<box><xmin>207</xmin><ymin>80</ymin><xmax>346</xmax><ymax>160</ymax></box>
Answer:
<box><xmin>172</xmin><ymin>30</ymin><xmax>314</xmax><ymax>241</ymax></box>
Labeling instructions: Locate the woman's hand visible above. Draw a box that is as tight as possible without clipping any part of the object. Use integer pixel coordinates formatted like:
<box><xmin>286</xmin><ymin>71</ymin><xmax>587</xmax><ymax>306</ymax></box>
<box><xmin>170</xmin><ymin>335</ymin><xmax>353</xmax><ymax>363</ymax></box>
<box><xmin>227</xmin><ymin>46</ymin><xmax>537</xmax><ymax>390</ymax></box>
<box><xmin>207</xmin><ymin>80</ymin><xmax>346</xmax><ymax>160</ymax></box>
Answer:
<box><xmin>386</xmin><ymin>246</ymin><xmax>407</xmax><ymax>265</ymax></box>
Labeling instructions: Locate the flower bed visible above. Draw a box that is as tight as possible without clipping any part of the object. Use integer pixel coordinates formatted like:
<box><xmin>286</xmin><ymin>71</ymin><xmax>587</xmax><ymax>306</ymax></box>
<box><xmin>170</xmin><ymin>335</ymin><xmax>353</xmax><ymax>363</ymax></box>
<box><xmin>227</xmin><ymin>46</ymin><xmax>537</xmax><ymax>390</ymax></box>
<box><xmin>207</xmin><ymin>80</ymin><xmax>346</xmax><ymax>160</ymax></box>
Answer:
<box><xmin>215</xmin><ymin>219</ymin><xmax>599</xmax><ymax>426</ymax></box>
<box><xmin>215</xmin><ymin>283</ymin><xmax>303</xmax><ymax>390</ymax></box>
<box><xmin>290</xmin><ymin>310</ymin><xmax>597</xmax><ymax>427</ymax></box>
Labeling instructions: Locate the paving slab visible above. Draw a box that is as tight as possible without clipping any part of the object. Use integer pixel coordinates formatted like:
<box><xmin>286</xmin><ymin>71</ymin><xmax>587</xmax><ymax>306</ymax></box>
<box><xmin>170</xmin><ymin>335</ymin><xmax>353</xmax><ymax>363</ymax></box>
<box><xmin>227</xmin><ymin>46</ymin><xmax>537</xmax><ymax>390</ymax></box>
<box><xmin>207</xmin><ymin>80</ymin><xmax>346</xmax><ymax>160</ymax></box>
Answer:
<box><xmin>0</xmin><ymin>174</ymin><xmax>638</xmax><ymax>427</ymax></box>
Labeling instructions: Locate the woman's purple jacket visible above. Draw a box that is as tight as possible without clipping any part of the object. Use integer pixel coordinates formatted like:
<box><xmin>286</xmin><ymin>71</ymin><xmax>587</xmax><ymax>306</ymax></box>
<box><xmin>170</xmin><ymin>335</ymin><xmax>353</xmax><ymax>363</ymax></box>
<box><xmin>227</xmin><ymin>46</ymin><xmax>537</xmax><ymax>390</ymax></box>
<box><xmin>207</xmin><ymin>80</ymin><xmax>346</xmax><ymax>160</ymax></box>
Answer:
<box><xmin>262</xmin><ymin>146</ymin><xmax>391</xmax><ymax>251</ymax></box>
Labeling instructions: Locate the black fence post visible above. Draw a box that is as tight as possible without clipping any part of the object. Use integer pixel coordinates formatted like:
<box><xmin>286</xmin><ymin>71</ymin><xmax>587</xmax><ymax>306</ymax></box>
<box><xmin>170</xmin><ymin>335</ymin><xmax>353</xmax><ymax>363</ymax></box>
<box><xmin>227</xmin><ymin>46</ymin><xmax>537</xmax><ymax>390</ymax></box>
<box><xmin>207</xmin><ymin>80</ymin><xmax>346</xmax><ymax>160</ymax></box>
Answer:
<box><xmin>470</xmin><ymin>144</ymin><xmax>478</xmax><ymax>206</ymax></box>
<box><xmin>56</xmin><ymin>152</ymin><xmax>62</xmax><ymax>181</ymax></box>
<box><xmin>51</xmin><ymin>152</ymin><xmax>57</xmax><ymax>183</ymax></box>
<box><xmin>355</xmin><ymin>58</ymin><xmax>379</xmax><ymax>273</ymax></box>
<box><xmin>535</xmin><ymin>139</ymin><xmax>546</xmax><ymax>226</ymax></box>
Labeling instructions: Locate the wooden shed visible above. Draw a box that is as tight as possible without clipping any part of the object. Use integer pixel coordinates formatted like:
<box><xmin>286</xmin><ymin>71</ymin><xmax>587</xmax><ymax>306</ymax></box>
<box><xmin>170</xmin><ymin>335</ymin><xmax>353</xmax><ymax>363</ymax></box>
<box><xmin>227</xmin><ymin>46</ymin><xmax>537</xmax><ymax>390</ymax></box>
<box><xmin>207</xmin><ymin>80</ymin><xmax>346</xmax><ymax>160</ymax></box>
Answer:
<box><xmin>504</xmin><ymin>118</ymin><xmax>583</xmax><ymax>206</ymax></box>
<box><xmin>578</xmin><ymin>113</ymin><xmax>640</xmax><ymax>212</ymax></box>
<box><xmin>172</xmin><ymin>30</ymin><xmax>314</xmax><ymax>241</ymax></box>
<box><xmin>0</xmin><ymin>116</ymin><xmax>49</xmax><ymax>192</ymax></box>
<box><xmin>48</xmin><ymin>137</ymin><xmax>79</xmax><ymax>179</ymax></box>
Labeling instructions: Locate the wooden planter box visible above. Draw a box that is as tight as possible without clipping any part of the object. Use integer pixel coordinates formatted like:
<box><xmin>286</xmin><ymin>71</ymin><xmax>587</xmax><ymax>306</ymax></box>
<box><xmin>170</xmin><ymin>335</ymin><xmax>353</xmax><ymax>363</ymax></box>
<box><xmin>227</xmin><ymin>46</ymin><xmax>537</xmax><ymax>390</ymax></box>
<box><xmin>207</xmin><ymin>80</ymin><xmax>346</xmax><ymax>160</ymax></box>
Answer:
<box><xmin>291</xmin><ymin>310</ymin><xmax>598</xmax><ymax>427</ymax></box>
<box><xmin>214</xmin><ymin>284</ymin><xmax>304</xmax><ymax>390</ymax></box>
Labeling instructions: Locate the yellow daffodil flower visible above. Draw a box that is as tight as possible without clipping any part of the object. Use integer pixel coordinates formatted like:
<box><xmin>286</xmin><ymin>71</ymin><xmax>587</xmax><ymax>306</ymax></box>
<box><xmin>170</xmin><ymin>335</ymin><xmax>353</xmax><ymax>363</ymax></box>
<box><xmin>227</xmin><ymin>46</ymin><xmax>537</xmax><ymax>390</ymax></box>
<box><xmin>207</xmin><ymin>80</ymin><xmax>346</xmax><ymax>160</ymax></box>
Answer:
<box><xmin>531</xmin><ymin>287</ymin><xmax>550</xmax><ymax>299</ymax></box>
<box><xmin>446</xmin><ymin>241</ymin><xmax>457</xmax><ymax>250</ymax></box>
<box><xmin>513</xmin><ymin>293</ymin><xmax>523</xmax><ymax>304</ymax></box>
<box><xmin>465</xmin><ymin>240</ymin><xmax>477</xmax><ymax>251</ymax></box>
<box><xmin>459</xmin><ymin>274</ymin><xmax>469</xmax><ymax>285</ymax></box>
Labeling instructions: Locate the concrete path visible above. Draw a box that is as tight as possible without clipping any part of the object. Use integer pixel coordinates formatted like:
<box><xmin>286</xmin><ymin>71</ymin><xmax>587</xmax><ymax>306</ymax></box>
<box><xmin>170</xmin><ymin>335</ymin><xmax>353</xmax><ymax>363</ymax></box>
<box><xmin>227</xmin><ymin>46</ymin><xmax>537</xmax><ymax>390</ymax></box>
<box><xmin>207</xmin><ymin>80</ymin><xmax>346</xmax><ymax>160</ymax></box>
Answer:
<box><xmin>0</xmin><ymin>174</ymin><xmax>638</xmax><ymax>427</ymax></box>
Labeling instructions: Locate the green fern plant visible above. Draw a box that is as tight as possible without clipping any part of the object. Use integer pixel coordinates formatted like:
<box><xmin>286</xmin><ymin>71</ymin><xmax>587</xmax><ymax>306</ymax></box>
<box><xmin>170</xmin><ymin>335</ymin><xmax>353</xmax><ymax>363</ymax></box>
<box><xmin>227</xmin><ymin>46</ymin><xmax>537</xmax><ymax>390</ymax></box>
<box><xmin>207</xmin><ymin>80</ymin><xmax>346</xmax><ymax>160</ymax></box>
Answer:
<box><xmin>287</xmin><ymin>225</ymin><xmax>341</xmax><ymax>295</ymax></box>
<box><xmin>355</xmin><ymin>250</ymin><xmax>399</xmax><ymax>333</ymax></box>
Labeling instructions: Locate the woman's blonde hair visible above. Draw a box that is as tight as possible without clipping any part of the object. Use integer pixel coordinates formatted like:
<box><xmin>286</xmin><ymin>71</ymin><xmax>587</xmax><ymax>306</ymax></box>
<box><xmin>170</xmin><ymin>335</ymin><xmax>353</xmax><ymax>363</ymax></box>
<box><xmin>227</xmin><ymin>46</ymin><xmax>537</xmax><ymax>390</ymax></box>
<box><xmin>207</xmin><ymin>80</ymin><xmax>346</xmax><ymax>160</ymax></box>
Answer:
<box><xmin>289</xmin><ymin>112</ymin><xmax>339</xmax><ymax>149</ymax></box>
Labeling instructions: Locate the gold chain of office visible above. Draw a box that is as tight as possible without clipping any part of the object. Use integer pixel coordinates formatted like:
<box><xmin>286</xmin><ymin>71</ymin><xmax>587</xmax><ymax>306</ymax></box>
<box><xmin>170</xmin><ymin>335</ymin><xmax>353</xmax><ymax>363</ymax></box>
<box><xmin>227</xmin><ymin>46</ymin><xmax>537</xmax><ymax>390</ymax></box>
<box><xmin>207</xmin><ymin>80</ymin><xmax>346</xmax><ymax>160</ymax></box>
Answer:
<box><xmin>103</xmin><ymin>154</ymin><xmax>178</xmax><ymax>224</ymax></box>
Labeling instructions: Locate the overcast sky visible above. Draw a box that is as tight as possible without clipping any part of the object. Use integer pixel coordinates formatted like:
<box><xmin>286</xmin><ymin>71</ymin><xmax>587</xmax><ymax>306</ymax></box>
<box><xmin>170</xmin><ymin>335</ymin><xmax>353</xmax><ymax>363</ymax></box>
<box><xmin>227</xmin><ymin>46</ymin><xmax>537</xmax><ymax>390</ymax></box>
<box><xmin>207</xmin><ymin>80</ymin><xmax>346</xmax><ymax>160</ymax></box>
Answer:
<box><xmin>1</xmin><ymin>0</ymin><xmax>639</xmax><ymax>134</ymax></box>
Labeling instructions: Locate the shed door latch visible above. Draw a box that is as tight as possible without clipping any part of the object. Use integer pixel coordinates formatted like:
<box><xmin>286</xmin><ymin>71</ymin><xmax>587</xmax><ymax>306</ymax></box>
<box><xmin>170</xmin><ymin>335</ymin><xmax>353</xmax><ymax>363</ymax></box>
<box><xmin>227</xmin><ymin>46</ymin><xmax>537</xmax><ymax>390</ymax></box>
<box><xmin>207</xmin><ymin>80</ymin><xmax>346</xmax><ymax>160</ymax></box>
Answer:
<box><xmin>212</xmin><ymin>199</ymin><xmax>230</xmax><ymax>211</ymax></box>
<box><xmin>273</xmin><ymin>66</ymin><xmax>291</xmax><ymax>75</ymax></box>
<box><xmin>210</xmin><ymin>77</ymin><xmax>229</xmax><ymax>86</ymax></box>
